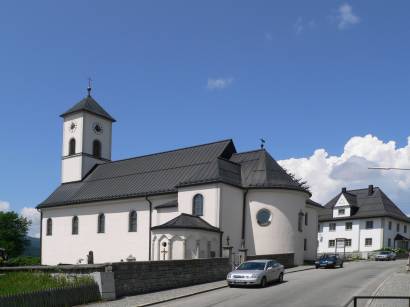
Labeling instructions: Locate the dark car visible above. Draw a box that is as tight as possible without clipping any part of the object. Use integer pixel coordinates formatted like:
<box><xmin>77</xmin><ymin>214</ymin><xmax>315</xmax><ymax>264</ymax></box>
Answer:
<box><xmin>315</xmin><ymin>255</ymin><xmax>343</xmax><ymax>269</ymax></box>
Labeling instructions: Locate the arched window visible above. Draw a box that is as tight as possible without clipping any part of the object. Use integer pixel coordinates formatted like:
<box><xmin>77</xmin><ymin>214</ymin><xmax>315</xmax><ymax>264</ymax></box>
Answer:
<box><xmin>298</xmin><ymin>211</ymin><xmax>304</xmax><ymax>232</ymax></box>
<box><xmin>93</xmin><ymin>140</ymin><xmax>102</xmax><ymax>158</ymax></box>
<box><xmin>72</xmin><ymin>216</ymin><xmax>79</xmax><ymax>235</ymax></box>
<box><xmin>305</xmin><ymin>212</ymin><xmax>308</xmax><ymax>226</ymax></box>
<box><xmin>97</xmin><ymin>213</ymin><xmax>105</xmax><ymax>233</ymax></box>
<box><xmin>192</xmin><ymin>194</ymin><xmax>204</xmax><ymax>216</ymax></box>
<box><xmin>46</xmin><ymin>218</ymin><xmax>52</xmax><ymax>236</ymax></box>
<box><xmin>129</xmin><ymin>210</ymin><xmax>137</xmax><ymax>232</ymax></box>
<box><xmin>69</xmin><ymin>138</ymin><xmax>76</xmax><ymax>155</ymax></box>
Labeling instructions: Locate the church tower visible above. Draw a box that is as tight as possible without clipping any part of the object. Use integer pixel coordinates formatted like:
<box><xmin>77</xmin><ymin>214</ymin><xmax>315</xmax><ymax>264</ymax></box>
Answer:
<box><xmin>60</xmin><ymin>86</ymin><xmax>115</xmax><ymax>183</ymax></box>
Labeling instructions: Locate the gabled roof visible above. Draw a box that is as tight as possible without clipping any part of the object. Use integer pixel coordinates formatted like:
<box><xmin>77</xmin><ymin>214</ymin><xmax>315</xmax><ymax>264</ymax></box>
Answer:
<box><xmin>155</xmin><ymin>200</ymin><xmax>178</xmax><ymax>210</ymax></box>
<box><xmin>151</xmin><ymin>213</ymin><xmax>221</xmax><ymax>232</ymax></box>
<box><xmin>319</xmin><ymin>187</ymin><xmax>410</xmax><ymax>223</ymax></box>
<box><xmin>37</xmin><ymin>140</ymin><xmax>310</xmax><ymax>209</ymax></box>
<box><xmin>61</xmin><ymin>95</ymin><xmax>116</xmax><ymax>122</ymax></box>
<box><xmin>306</xmin><ymin>199</ymin><xmax>324</xmax><ymax>209</ymax></box>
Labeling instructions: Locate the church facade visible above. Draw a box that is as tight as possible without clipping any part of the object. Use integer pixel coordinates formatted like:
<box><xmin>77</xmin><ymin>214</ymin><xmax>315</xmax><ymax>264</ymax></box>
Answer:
<box><xmin>37</xmin><ymin>92</ymin><xmax>322</xmax><ymax>266</ymax></box>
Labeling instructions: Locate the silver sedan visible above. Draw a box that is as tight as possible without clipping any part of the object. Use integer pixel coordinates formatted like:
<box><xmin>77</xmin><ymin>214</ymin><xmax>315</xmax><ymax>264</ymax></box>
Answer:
<box><xmin>226</xmin><ymin>259</ymin><xmax>285</xmax><ymax>287</ymax></box>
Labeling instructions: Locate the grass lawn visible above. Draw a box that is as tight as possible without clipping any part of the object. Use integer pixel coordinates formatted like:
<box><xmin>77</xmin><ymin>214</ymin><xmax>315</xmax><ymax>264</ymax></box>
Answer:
<box><xmin>0</xmin><ymin>272</ymin><xmax>95</xmax><ymax>296</ymax></box>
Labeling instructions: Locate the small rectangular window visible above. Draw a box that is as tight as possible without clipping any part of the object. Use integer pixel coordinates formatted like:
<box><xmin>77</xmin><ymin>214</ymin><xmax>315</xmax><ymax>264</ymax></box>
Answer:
<box><xmin>345</xmin><ymin>222</ymin><xmax>352</xmax><ymax>230</ymax></box>
<box><xmin>397</xmin><ymin>223</ymin><xmax>400</xmax><ymax>232</ymax></box>
<box><xmin>388</xmin><ymin>238</ymin><xmax>391</xmax><ymax>247</ymax></box>
<box><xmin>329</xmin><ymin>223</ymin><xmax>336</xmax><ymax>231</ymax></box>
<box><xmin>338</xmin><ymin>209</ymin><xmax>345</xmax><ymax>215</ymax></box>
<box><xmin>345</xmin><ymin>239</ymin><xmax>352</xmax><ymax>247</ymax></box>
<box><xmin>305</xmin><ymin>212</ymin><xmax>308</xmax><ymax>226</ymax></box>
<box><xmin>328</xmin><ymin>240</ymin><xmax>335</xmax><ymax>247</ymax></box>
<box><xmin>365</xmin><ymin>221</ymin><xmax>373</xmax><ymax>229</ymax></box>
<box><xmin>404</xmin><ymin>225</ymin><xmax>407</xmax><ymax>233</ymax></box>
<box><xmin>365</xmin><ymin>238</ymin><xmax>372</xmax><ymax>246</ymax></box>
<box><xmin>388</xmin><ymin>221</ymin><xmax>392</xmax><ymax>230</ymax></box>
<box><xmin>304</xmin><ymin>238</ymin><xmax>307</xmax><ymax>251</ymax></box>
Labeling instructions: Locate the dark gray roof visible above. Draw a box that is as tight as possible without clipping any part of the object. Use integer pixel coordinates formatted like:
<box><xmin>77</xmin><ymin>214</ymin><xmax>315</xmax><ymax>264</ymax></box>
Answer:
<box><xmin>151</xmin><ymin>213</ymin><xmax>221</xmax><ymax>232</ymax></box>
<box><xmin>306</xmin><ymin>199</ymin><xmax>324</xmax><ymax>209</ymax></box>
<box><xmin>38</xmin><ymin>139</ymin><xmax>310</xmax><ymax>209</ymax></box>
<box><xmin>155</xmin><ymin>200</ymin><xmax>178</xmax><ymax>210</ymax></box>
<box><xmin>394</xmin><ymin>234</ymin><xmax>409</xmax><ymax>241</ymax></box>
<box><xmin>319</xmin><ymin>187</ymin><xmax>410</xmax><ymax>223</ymax></box>
<box><xmin>61</xmin><ymin>95</ymin><xmax>116</xmax><ymax>122</ymax></box>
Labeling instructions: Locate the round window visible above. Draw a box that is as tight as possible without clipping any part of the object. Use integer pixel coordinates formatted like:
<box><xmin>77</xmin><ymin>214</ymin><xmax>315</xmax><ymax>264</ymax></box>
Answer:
<box><xmin>256</xmin><ymin>209</ymin><xmax>272</xmax><ymax>226</ymax></box>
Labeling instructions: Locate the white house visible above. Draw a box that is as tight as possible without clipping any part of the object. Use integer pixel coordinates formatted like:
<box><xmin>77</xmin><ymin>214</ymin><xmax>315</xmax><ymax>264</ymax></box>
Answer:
<box><xmin>37</xmin><ymin>90</ymin><xmax>322</xmax><ymax>266</ymax></box>
<box><xmin>318</xmin><ymin>186</ymin><xmax>410</xmax><ymax>258</ymax></box>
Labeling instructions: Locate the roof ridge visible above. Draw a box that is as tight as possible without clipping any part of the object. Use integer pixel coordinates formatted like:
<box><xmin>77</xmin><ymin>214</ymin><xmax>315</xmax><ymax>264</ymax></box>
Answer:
<box><xmin>233</xmin><ymin>149</ymin><xmax>265</xmax><ymax>156</ymax></box>
<box><xmin>103</xmin><ymin>139</ymin><xmax>233</xmax><ymax>165</ymax></box>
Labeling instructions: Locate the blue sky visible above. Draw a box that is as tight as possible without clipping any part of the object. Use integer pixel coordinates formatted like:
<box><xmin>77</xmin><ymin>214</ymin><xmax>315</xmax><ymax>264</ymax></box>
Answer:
<box><xmin>1</xmin><ymin>1</ymin><xmax>410</xmax><ymax>235</ymax></box>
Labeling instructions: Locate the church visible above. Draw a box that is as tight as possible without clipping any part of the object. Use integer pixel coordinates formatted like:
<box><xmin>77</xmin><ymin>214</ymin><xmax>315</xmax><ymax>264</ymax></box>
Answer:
<box><xmin>37</xmin><ymin>89</ymin><xmax>322</xmax><ymax>266</ymax></box>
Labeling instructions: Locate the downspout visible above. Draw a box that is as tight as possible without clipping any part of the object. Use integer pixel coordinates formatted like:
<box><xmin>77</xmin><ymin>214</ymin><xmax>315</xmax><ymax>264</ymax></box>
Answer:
<box><xmin>241</xmin><ymin>189</ymin><xmax>249</xmax><ymax>243</ymax></box>
<box><xmin>38</xmin><ymin>209</ymin><xmax>42</xmax><ymax>264</ymax></box>
<box><xmin>145</xmin><ymin>195</ymin><xmax>153</xmax><ymax>261</ymax></box>
<box><xmin>219</xmin><ymin>231</ymin><xmax>223</xmax><ymax>257</ymax></box>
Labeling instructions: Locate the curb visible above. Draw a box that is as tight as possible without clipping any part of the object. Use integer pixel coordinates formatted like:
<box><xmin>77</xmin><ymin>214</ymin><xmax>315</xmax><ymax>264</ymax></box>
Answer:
<box><xmin>136</xmin><ymin>284</ymin><xmax>228</xmax><ymax>307</ymax></box>
<box><xmin>136</xmin><ymin>267</ymin><xmax>314</xmax><ymax>306</ymax></box>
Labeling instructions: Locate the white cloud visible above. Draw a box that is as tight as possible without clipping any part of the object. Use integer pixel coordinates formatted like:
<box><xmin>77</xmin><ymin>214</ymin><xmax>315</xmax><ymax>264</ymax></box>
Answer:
<box><xmin>20</xmin><ymin>207</ymin><xmax>40</xmax><ymax>238</ymax></box>
<box><xmin>337</xmin><ymin>3</ymin><xmax>360</xmax><ymax>30</ymax></box>
<box><xmin>293</xmin><ymin>17</ymin><xmax>316</xmax><ymax>35</ymax></box>
<box><xmin>0</xmin><ymin>200</ymin><xmax>10</xmax><ymax>212</ymax></box>
<box><xmin>279</xmin><ymin>135</ymin><xmax>410</xmax><ymax>213</ymax></box>
<box><xmin>207</xmin><ymin>78</ymin><xmax>233</xmax><ymax>90</ymax></box>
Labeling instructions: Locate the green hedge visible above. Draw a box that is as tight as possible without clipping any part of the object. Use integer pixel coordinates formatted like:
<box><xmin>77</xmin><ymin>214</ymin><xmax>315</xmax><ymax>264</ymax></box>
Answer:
<box><xmin>2</xmin><ymin>256</ymin><xmax>40</xmax><ymax>267</ymax></box>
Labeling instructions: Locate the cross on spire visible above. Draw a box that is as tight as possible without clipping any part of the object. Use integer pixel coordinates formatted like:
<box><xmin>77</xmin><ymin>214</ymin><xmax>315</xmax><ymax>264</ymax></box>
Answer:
<box><xmin>87</xmin><ymin>78</ymin><xmax>92</xmax><ymax>96</ymax></box>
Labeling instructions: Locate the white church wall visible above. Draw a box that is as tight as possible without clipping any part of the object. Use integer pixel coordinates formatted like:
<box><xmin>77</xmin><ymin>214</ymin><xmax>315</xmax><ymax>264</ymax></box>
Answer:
<box><xmin>177</xmin><ymin>184</ymin><xmax>220</xmax><ymax>227</ymax></box>
<box><xmin>219</xmin><ymin>184</ymin><xmax>244</xmax><ymax>253</ymax></box>
<box><xmin>61</xmin><ymin>156</ymin><xmax>83</xmax><ymax>183</ymax></box>
<box><xmin>82</xmin><ymin>112</ymin><xmax>112</xmax><ymax>160</ymax></box>
<box><xmin>62</xmin><ymin>113</ymin><xmax>84</xmax><ymax>156</ymax></box>
<box><xmin>41</xmin><ymin>198</ymin><xmax>151</xmax><ymax>265</ymax></box>
<box><xmin>304</xmin><ymin>205</ymin><xmax>319</xmax><ymax>261</ymax></box>
<box><xmin>245</xmin><ymin>189</ymin><xmax>308</xmax><ymax>265</ymax></box>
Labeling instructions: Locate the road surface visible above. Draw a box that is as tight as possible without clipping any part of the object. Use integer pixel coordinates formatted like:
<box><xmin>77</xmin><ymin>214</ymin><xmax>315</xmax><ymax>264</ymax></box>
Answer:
<box><xmin>156</xmin><ymin>260</ymin><xmax>406</xmax><ymax>307</ymax></box>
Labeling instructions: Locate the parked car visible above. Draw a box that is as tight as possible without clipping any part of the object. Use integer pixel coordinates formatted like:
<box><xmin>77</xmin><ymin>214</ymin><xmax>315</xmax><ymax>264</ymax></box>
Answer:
<box><xmin>226</xmin><ymin>259</ymin><xmax>284</xmax><ymax>287</ymax></box>
<box><xmin>375</xmin><ymin>251</ymin><xmax>396</xmax><ymax>261</ymax></box>
<box><xmin>315</xmin><ymin>255</ymin><xmax>343</xmax><ymax>269</ymax></box>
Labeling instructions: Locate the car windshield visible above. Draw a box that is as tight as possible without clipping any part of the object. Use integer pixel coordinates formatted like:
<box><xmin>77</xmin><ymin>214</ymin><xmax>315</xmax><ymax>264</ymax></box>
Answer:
<box><xmin>379</xmin><ymin>251</ymin><xmax>390</xmax><ymax>255</ymax></box>
<box><xmin>325</xmin><ymin>256</ymin><xmax>336</xmax><ymax>260</ymax></box>
<box><xmin>236</xmin><ymin>262</ymin><xmax>266</xmax><ymax>271</ymax></box>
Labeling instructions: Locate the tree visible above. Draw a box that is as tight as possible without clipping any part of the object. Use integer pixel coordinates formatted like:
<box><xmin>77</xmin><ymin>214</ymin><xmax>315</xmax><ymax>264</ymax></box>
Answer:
<box><xmin>0</xmin><ymin>211</ymin><xmax>31</xmax><ymax>258</ymax></box>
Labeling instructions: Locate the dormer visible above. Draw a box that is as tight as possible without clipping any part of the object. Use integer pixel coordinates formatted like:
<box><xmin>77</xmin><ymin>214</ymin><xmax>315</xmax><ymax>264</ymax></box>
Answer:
<box><xmin>333</xmin><ymin>187</ymin><xmax>357</xmax><ymax>218</ymax></box>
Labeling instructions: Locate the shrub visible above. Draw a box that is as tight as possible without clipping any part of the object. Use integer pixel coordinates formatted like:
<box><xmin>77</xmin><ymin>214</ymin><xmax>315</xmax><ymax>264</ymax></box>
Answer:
<box><xmin>3</xmin><ymin>256</ymin><xmax>40</xmax><ymax>267</ymax></box>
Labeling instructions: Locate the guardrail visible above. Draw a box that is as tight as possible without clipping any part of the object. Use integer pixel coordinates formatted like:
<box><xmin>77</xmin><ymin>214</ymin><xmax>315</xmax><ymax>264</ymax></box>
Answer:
<box><xmin>345</xmin><ymin>296</ymin><xmax>410</xmax><ymax>307</ymax></box>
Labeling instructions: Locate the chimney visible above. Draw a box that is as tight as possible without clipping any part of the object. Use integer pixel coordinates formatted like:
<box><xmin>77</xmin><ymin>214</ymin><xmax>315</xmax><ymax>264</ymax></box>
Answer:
<box><xmin>368</xmin><ymin>185</ymin><xmax>374</xmax><ymax>196</ymax></box>
<box><xmin>342</xmin><ymin>187</ymin><xmax>347</xmax><ymax>193</ymax></box>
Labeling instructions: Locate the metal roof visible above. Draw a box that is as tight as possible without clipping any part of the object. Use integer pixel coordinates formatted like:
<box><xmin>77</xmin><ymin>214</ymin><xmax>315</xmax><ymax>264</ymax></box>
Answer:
<box><xmin>151</xmin><ymin>213</ymin><xmax>221</xmax><ymax>233</ymax></box>
<box><xmin>60</xmin><ymin>95</ymin><xmax>116</xmax><ymax>122</ymax></box>
<box><xmin>38</xmin><ymin>139</ymin><xmax>310</xmax><ymax>209</ymax></box>
<box><xmin>319</xmin><ymin>187</ymin><xmax>410</xmax><ymax>223</ymax></box>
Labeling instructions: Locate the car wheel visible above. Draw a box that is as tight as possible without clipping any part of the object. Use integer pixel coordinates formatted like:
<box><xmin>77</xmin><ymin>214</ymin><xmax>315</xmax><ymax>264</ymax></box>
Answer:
<box><xmin>315</xmin><ymin>265</ymin><xmax>319</xmax><ymax>269</ymax></box>
<box><xmin>260</xmin><ymin>277</ymin><xmax>267</xmax><ymax>288</ymax></box>
<box><xmin>340</xmin><ymin>262</ymin><xmax>343</xmax><ymax>268</ymax></box>
<box><xmin>278</xmin><ymin>273</ymin><xmax>284</xmax><ymax>283</ymax></box>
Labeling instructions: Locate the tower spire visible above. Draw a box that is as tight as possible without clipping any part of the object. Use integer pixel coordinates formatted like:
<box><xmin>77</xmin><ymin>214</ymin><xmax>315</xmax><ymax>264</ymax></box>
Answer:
<box><xmin>87</xmin><ymin>78</ymin><xmax>92</xmax><ymax>96</ymax></box>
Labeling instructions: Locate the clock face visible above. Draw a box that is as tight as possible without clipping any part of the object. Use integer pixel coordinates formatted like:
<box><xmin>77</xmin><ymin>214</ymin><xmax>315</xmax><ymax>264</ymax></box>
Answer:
<box><xmin>69</xmin><ymin>122</ymin><xmax>77</xmax><ymax>133</ymax></box>
<box><xmin>93</xmin><ymin>122</ymin><xmax>103</xmax><ymax>135</ymax></box>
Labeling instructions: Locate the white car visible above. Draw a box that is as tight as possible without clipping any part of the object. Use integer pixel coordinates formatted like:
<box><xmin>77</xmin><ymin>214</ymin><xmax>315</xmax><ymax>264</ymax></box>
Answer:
<box><xmin>226</xmin><ymin>259</ymin><xmax>285</xmax><ymax>287</ymax></box>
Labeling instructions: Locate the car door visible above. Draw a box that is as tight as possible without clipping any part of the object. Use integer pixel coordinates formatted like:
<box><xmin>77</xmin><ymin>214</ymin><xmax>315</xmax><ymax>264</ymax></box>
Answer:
<box><xmin>265</xmin><ymin>261</ymin><xmax>275</xmax><ymax>282</ymax></box>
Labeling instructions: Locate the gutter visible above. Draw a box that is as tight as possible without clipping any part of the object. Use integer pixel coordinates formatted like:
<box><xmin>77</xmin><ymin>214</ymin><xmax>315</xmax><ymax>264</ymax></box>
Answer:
<box><xmin>241</xmin><ymin>189</ymin><xmax>249</xmax><ymax>241</ymax></box>
<box><xmin>38</xmin><ymin>209</ymin><xmax>42</xmax><ymax>264</ymax></box>
<box><xmin>145</xmin><ymin>195</ymin><xmax>153</xmax><ymax>261</ymax></box>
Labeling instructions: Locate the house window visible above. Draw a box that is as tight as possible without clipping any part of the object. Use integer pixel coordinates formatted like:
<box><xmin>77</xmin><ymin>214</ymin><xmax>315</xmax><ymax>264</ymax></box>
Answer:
<box><xmin>338</xmin><ymin>209</ymin><xmax>345</xmax><ymax>215</ymax></box>
<box><xmin>129</xmin><ymin>210</ymin><xmax>137</xmax><ymax>232</ymax></box>
<box><xmin>404</xmin><ymin>225</ymin><xmax>407</xmax><ymax>233</ymax></box>
<box><xmin>192</xmin><ymin>194</ymin><xmax>204</xmax><ymax>216</ymax></box>
<box><xmin>365</xmin><ymin>238</ymin><xmax>372</xmax><ymax>246</ymax></box>
<box><xmin>329</xmin><ymin>223</ymin><xmax>336</xmax><ymax>231</ymax></box>
<box><xmin>304</xmin><ymin>238</ymin><xmax>307</xmax><ymax>251</ymax></box>
<box><xmin>72</xmin><ymin>216</ymin><xmax>79</xmax><ymax>235</ymax></box>
<box><xmin>365</xmin><ymin>221</ymin><xmax>373</xmax><ymax>229</ymax></box>
<box><xmin>318</xmin><ymin>223</ymin><xmax>321</xmax><ymax>232</ymax></box>
<box><xmin>93</xmin><ymin>140</ymin><xmax>102</xmax><ymax>159</ymax></box>
<box><xmin>69</xmin><ymin>138</ymin><xmax>76</xmax><ymax>155</ymax></box>
<box><xmin>345</xmin><ymin>239</ymin><xmax>352</xmax><ymax>247</ymax></box>
<box><xmin>388</xmin><ymin>238</ymin><xmax>391</xmax><ymax>247</ymax></box>
<box><xmin>345</xmin><ymin>222</ymin><xmax>352</xmax><ymax>230</ymax></box>
<box><xmin>305</xmin><ymin>212</ymin><xmax>308</xmax><ymax>226</ymax></box>
<box><xmin>97</xmin><ymin>213</ymin><xmax>105</xmax><ymax>233</ymax></box>
<box><xmin>388</xmin><ymin>221</ymin><xmax>392</xmax><ymax>230</ymax></box>
<box><xmin>46</xmin><ymin>218</ymin><xmax>52</xmax><ymax>236</ymax></box>
<box><xmin>328</xmin><ymin>240</ymin><xmax>335</xmax><ymax>247</ymax></box>
<box><xmin>397</xmin><ymin>223</ymin><xmax>400</xmax><ymax>232</ymax></box>
<box><xmin>257</xmin><ymin>209</ymin><xmax>272</xmax><ymax>226</ymax></box>
<box><xmin>298</xmin><ymin>212</ymin><xmax>304</xmax><ymax>232</ymax></box>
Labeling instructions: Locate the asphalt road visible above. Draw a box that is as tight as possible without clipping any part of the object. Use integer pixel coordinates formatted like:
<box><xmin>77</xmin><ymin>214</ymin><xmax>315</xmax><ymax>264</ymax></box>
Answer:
<box><xmin>156</xmin><ymin>260</ymin><xmax>406</xmax><ymax>307</ymax></box>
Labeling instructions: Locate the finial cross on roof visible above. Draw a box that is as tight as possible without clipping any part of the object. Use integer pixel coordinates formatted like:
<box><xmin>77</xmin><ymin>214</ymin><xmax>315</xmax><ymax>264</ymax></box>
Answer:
<box><xmin>87</xmin><ymin>78</ymin><xmax>92</xmax><ymax>96</ymax></box>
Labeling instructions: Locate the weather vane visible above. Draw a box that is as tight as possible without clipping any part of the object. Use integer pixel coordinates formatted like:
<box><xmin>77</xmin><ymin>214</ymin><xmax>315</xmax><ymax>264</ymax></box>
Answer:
<box><xmin>87</xmin><ymin>78</ymin><xmax>92</xmax><ymax>96</ymax></box>
<box><xmin>260</xmin><ymin>138</ymin><xmax>266</xmax><ymax>149</ymax></box>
